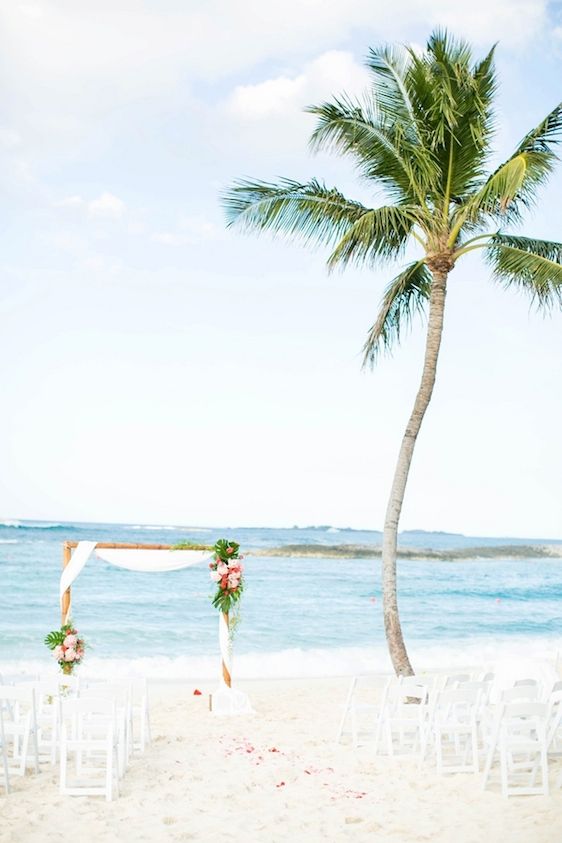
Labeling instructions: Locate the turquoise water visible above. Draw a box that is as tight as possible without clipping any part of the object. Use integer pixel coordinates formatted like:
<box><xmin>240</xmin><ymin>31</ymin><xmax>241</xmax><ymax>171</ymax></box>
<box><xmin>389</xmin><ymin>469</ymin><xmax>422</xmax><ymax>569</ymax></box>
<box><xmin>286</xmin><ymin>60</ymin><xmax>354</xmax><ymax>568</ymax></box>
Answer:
<box><xmin>0</xmin><ymin>520</ymin><xmax>561</xmax><ymax>678</ymax></box>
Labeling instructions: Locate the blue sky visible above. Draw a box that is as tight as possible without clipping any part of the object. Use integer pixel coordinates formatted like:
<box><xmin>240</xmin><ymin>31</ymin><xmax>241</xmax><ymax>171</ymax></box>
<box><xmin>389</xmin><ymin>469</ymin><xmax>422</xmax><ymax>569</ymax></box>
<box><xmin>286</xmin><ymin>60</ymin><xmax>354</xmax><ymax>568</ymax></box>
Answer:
<box><xmin>0</xmin><ymin>1</ymin><xmax>561</xmax><ymax>537</ymax></box>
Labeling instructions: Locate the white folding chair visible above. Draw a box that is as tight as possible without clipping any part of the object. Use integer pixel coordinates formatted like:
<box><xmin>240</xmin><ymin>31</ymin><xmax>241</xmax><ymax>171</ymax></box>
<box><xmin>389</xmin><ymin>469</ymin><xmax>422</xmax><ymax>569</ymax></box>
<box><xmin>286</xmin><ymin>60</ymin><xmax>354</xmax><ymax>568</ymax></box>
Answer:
<box><xmin>376</xmin><ymin>678</ymin><xmax>429</xmax><ymax>757</ymax></box>
<box><xmin>336</xmin><ymin>675</ymin><xmax>390</xmax><ymax>748</ymax></box>
<box><xmin>429</xmin><ymin>687</ymin><xmax>481</xmax><ymax>774</ymax></box>
<box><xmin>0</xmin><ymin>686</ymin><xmax>39</xmax><ymax>777</ymax></box>
<box><xmin>483</xmin><ymin>702</ymin><xmax>549</xmax><ymax>796</ymax></box>
<box><xmin>0</xmin><ymin>707</ymin><xmax>10</xmax><ymax>794</ymax></box>
<box><xmin>60</xmin><ymin>698</ymin><xmax>120</xmax><ymax>801</ymax></box>
<box><xmin>499</xmin><ymin>702</ymin><xmax>549</xmax><ymax>797</ymax></box>
<box><xmin>33</xmin><ymin>677</ymin><xmax>81</xmax><ymax>766</ymax></box>
<box><xmin>79</xmin><ymin>682</ymin><xmax>131</xmax><ymax>776</ymax></box>
<box><xmin>130</xmin><ymin>679</ymin><xmax>151</xmax><ymax>754</ymax></box>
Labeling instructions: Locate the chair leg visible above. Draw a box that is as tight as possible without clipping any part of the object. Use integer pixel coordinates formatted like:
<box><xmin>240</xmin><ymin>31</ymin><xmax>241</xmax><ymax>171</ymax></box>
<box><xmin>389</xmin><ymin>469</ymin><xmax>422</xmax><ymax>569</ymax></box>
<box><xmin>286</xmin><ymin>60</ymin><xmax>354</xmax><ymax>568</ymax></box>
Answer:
<box><xmin>500</xmin><ymin>744</ymin><xmax>508</xmax><ymax>798</ymax></box>
<box><xmin>351</xmin><ymin>707</ymin><xmax>358</xmax><ymax>748</ymax></box>
<box><xmin>106</xmin><ymin>739</ymin><xmax>113</xmax><ymax>802</ymax></box>
<box><xmin>32</xmin><ymin>725</ymin><xmax>39</xmax><ymax>774</ymax></box>
<box><xmin>1</xmin><ymin>751</ymin><xmax>9</xmax><ymax>794</ymax></box>
<box><xmin>20</xmin><ymin>727</ymin><xmax>30</xmax><ymax>776</ymax></box>
<box><xmin>435</xmin><ymin>730</ymin><xmax>443</xmax><ymax>776</ymax></box>
<box><xmin>59</xmin><ymin>739</ymin><xmax>67</xmax><ymax>795</ymax></box>
<box><xmin>541</xmin><ymin>745</ymin><xmax>549</xmax><ymax>797</ymax></box>
<box><xmin>471</xmin><ymin>723</ymin><xmax>479</xmax><ymax>773</ymax></box>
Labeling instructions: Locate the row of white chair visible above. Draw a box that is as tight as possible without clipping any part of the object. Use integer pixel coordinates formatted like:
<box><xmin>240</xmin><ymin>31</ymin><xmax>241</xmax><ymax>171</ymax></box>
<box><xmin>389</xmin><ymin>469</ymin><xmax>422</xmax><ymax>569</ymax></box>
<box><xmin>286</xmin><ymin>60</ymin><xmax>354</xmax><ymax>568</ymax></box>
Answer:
<box><xmin>0</xmin><ymin>675</ymin><xmax>151</xmax><ymax>800</ymax></box>
<box><xmin>337</xmin><ymin>672</ymin><xmax>562</xmax><ymax>797</ymax></box>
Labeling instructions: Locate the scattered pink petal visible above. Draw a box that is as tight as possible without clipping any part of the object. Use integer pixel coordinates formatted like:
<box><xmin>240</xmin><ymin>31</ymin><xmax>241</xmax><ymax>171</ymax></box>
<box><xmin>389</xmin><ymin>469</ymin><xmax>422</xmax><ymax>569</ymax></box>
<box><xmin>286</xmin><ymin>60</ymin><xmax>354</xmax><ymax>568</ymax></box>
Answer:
<box><xmin>276</xmin><ymin>781</ymin><xmax>285</xmax><ymax>788</ymax></box>
<box><xmin>193</xmin><ymin>689</ymin><xmax>202</xmax><ymax>696</ymax></box>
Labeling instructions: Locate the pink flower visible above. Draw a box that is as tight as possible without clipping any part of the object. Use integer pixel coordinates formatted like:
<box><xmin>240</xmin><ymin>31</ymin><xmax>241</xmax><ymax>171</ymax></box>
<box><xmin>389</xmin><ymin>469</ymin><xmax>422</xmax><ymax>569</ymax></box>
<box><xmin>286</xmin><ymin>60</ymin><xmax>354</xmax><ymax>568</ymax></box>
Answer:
<box><xmin>239</xmin><ymin>555</ymin><xmax>244</xmax><ymax>560</ymax></box>
<box><xmin>227</xmin><ymin>573</ymin><xmax>239</xmax><ymax>588</ymax></box>
<box><xmin>226</xmin><ymin>547</ymin><xmax>234</xmax><ymax>555</ymax></box>
<box><xmin>208</xmin><ymin>562</ymin><xmax>215</xmax><ymax>569</ymax></box>
<box><xmin>64</xmin><ymin>648</ymin><xmax>77</xmax><ymax>662</ymax></box>
<box><xmin>217</xmin><ymin>563</ymin><xmax>228</xmax><ymax>576</ymax></box>
<box><xmin>53</xmin><ymin>645</ymin><xmax>64</xmax><ymax>660</ymax></box>
<box><xmin>210</xmin><ymin>570</ymin><xmax>221</xmax><ymax>583</ymax></box>
<box><xmin>63</xmin><ymin>634</ymin><xmax>77</xmax><ymax>648</ymax></box>
<box><xmin>227</xmin><ymin>562</ymin><xmax>240</xmax><ymax>571</ymax></box>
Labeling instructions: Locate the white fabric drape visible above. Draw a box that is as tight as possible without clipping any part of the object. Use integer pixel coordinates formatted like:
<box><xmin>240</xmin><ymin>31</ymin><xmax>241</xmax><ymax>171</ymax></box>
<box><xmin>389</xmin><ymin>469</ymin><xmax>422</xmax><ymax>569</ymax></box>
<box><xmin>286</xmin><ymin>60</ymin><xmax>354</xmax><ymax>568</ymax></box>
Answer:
<box><xmin>60</xmin><ymin>541</ymin><xmax>98</xmax><ymax>608</ymax></box>
<box><xmin>60</xmin><ymin>541</ymin><xmax>212</xmax><ymax>608</ymax></box>
<box><xmin>94</xmin><ymin>548</ymin><xmax>211</xmax><ymax>572</ymax></box>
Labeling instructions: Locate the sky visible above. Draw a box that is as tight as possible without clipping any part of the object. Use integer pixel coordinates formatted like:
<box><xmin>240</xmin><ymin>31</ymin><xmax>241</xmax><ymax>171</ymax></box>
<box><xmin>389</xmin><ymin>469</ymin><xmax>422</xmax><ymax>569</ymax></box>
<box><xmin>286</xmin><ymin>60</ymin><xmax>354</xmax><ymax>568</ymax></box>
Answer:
<box><xmin>0</xmin><ymin>0</ymin><xmax>561</xmax><ymax>538</ymax></box>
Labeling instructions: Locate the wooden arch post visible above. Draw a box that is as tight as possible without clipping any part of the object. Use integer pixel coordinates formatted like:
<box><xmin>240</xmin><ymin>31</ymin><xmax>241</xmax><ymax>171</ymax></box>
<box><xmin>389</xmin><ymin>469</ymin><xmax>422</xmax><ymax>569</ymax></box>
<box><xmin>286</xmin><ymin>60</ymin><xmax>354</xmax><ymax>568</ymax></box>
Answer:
<box><xmin>61</xmin><ymin>541</ymin><xmax>72</xmax><ymax>625</ymax></box>
<box><xmin>221</xmin><ymin>612</ymin><xmax>232</xmax><ymax>688</ymax></box>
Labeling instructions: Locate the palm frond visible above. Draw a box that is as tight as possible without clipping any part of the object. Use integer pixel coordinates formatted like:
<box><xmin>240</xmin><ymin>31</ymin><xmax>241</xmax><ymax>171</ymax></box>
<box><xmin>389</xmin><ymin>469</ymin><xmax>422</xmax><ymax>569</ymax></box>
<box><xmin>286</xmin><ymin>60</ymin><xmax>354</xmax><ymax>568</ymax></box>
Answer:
<box><xmin>327</xmin><ymin>205</ymin><xmax>418</xmax><ymax>270</ymax></box>
<box><xmin>407</xmin><ymin>34</ymin><xmax>497</xmax><ymax>204</ymax></box>
<box><xmin>307</xmin><ymin>96</ymin><xmax>436</xmax><ymax>208</ymax></box>
<box><xmin>516</xmin><ymin>101</ymin><xmax>562</xmax><ymax>155</ymax></box>
<box><xmin>456</xmin><ymin>150</ymin><xmax>553</xmax><ymax>230</ymax></box>
<box><xmin>486</xmin><ymin>233</ymin><xmax>562</xmax><ymax>308</ymax></box>
<box><xmin>365</xmin><ymin>45</ymin><xmax>420</xmax><ymax>138</ymax></box>
<box><xmin>362</xmin><ymin>260</ymin><xmax>431</xmax><ymax>365</ymax></box>
<box><xmin>222</xmin><ymin>178</ymin><xmax>372</xmax><ymax>248</ymax></box>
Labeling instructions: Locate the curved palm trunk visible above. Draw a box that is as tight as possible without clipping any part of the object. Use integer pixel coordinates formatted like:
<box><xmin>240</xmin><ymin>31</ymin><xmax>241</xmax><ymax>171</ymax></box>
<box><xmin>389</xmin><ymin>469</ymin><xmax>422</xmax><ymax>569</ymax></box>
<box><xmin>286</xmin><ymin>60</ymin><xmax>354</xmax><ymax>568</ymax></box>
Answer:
<box><xmin>382</xmin><ymin>268</ymin><xmax>449</xmax><ymax>676</ymax></box>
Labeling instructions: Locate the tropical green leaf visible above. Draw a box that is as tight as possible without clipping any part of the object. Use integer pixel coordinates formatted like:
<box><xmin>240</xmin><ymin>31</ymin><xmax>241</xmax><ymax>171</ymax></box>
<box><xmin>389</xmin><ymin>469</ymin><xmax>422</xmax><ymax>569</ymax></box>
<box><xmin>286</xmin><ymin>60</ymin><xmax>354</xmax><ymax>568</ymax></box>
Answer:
<box><xmin>362</xmin><ymin>261</ymin><xmax>432</xmax><ymax>365</ymax></box>
<box><xmin>44</xmin><ymin>630</ymin><xmax>65</xmax><ymax>649</ymax></box>
<box><xmin>307</xmin><ymin>95</ymin><xmax>435</xmax><ymax>208</ymax></box>
<box><xmin>223</xmin><ymin>177</ymin><xmax>373</xmax><ymax>248</ymax></box>
<box><xmin>516</xmin><ymin>101</ymin><xmax>562</xmax><ymax>156</ymax></box>
<box><xmin>486</xmin><ymin>234</ymin><xmax>562</xmax><ymax>307</ymax></box>
<box><xmin>327</xmin><ymin>204</ymin><xmax>418</xmax><ymax>270</ymax></box>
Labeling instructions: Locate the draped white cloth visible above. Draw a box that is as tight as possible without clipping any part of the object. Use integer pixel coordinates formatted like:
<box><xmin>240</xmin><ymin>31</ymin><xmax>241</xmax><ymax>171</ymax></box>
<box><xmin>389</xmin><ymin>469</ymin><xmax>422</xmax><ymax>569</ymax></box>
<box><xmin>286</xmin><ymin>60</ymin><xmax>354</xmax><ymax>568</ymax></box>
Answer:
<box><xmin>211</xmin><ymin>613</ymin><xmax>254</xmax><ymax>716</ymax></box>
<box><xmin>95</xmin><ymin>548</ymin><xmax>211</xmax><ymax>572</ymax></box>
<box><xmin>60</xmin><ymin>541</ymin><xmax>212</xmax><ymax>608</ymax></box>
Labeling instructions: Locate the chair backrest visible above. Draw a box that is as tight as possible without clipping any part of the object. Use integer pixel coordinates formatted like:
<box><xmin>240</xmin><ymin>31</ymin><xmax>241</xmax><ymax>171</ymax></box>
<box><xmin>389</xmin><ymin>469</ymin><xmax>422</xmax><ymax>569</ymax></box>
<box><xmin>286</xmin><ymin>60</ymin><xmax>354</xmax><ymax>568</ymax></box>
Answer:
<box><xmin>500</xmin><ymin>702</ymin><xmax>548</xmax><ymax>734</ymax></box>
<box><xmin>63</xmin><ymin>697</ymin><xmax>116</xmax><ymax>718</ymax></box>
<box><xmin>443</xmin><ymin>673</ymin><xmax>471</xmax><ymax>689</ymax></box>
<box><xmin>500</xmin><ymin>685</ymin><xmax>539</xmax><ymax>703</ymax></box>
<box><xmin>434</xmin><ymin>686</ymin><xmax>481</xmax><ymax>719</ymax></box>
<box><xmin>79</xmin><ymin>682</ymin><xmax>131</xmax><ymax>708</ymax></box>
<box><xmin>394</xmin><ymin>678</ymin><xmax>429</xmax><ymax>705</ymax></box>
<box><xmin>513</xmin><ymin>678</ymin><xmax>539</xmax><ymax>688</ymax></box>
<box><xmin>0</xmin><ymin>685</ymin><xmax>37</xmax><ymax>704</ymax></box>
<box><xmin>0</xmin><ymin>674</ymin><xmax>39</xmax><ymax>686</ymax></box>
<box><xmin>0</xmin><ymin>685</ymin><xmax>37</xmax><ymax>724</ymax></box>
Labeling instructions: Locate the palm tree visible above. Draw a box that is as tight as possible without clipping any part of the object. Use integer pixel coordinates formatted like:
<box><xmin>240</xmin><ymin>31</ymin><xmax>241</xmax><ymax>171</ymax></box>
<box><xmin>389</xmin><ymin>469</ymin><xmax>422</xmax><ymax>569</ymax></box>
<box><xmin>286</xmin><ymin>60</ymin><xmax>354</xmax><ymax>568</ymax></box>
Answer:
<box><xmin>222</xmin><ymin>30</ymin><xmax>562</xmax><ymax>676</ymax></box>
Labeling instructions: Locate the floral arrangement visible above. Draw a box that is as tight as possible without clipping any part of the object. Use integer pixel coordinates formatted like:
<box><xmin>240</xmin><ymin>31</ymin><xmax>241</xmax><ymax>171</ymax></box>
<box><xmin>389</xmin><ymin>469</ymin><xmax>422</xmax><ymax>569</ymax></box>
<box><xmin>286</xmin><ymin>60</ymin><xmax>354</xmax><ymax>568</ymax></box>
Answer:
<box><xmin>44</xmin><ymin>622</ymin><xmax>86</xmax><ymax>675</ymax></box>
<box><xmin>209</xmin><ymin>539</ymin><xmax>244</xmax><ymax>614</ymax></box>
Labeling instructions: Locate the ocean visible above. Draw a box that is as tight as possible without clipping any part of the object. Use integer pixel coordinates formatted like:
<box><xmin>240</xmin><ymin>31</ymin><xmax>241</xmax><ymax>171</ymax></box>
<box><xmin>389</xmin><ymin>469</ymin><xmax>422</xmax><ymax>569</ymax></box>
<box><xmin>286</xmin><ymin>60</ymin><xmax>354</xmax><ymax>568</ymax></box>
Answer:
<box><xmin>1</xmin><ymin>520</ymin><xmax>561</xmax><ymax>679</ymax></box>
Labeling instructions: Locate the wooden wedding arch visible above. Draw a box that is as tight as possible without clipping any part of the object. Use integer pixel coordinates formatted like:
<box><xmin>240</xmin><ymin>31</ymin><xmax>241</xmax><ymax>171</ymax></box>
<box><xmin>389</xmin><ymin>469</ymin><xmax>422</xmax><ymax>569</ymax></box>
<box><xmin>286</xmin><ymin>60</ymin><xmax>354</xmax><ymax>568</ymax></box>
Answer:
<box><xmin>60</xmin><ymin>540</ymin><xmax>234</xmax><ymax>688</ymax></box>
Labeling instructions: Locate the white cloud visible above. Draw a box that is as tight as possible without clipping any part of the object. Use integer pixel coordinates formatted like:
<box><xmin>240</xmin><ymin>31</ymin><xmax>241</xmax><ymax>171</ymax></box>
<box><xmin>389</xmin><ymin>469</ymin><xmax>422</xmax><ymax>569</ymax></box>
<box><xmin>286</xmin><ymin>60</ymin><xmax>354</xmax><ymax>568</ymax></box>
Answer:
<box><xmin>56</xmin><ymin>195</ymin><xmax>85</xmax><ymax>210</ymax></box>
<box><xmin>56</xmin><ymin>192</ymin><xmax>126</xmax><ymax>220</ymax></box>
<box><xmin>1</xmin><ymin>1</ymin><xmax>549</xmax><ymax>115</ymax></box>
<box><xmin>88</xmin><ymin>192</ymin><xmax>126</xmax><ymax>219</ymax></box>
<box><xmin>228</xmin><ymin>51</ymin><xmax>369</xmax><ymax>121</ymax></box>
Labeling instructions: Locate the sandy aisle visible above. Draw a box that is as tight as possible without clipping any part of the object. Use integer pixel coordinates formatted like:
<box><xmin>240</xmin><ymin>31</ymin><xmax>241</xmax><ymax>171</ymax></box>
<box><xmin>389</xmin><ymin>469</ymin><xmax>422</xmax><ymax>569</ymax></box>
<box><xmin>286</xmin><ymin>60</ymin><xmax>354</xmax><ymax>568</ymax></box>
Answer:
<box><xmin>1</xmin><ymin>677</ymin><xmax>561</xmax><ymax>843</ymax></box>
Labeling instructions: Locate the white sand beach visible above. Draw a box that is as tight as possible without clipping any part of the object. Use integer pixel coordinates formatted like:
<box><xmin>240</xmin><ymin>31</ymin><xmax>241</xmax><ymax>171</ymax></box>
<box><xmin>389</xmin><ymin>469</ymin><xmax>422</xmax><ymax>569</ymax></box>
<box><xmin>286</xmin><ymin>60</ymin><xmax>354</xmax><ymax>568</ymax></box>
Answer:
<box><xmin>2</xmin><ymin>676</ymin><xmax>561</xmax><ymax>843</ymax></box>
